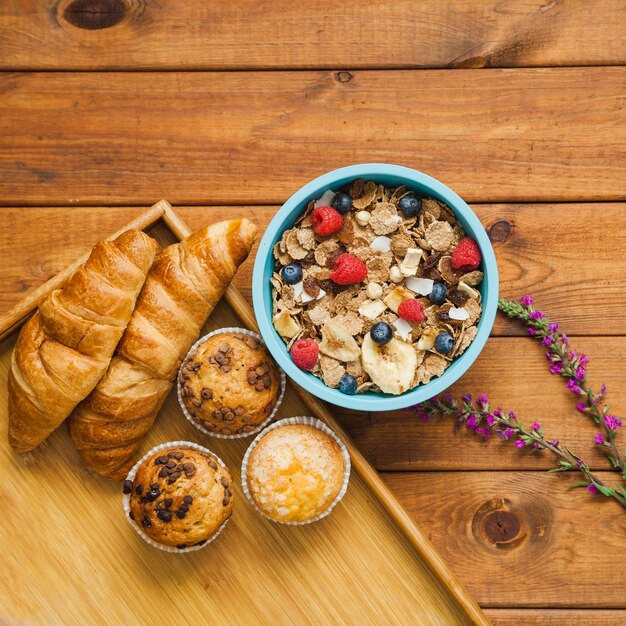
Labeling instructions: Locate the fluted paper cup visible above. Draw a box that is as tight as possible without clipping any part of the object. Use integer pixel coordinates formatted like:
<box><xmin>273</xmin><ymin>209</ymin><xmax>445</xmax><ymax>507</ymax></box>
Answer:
<box><xmin>122</xmin><ymin>441</ymin><xmax>231</xmax><ymax>553</ymax></box>
<box><xmin>177</xmin><ymin>327</ymin><xmax>286</xmax><ymax>439</ymax></box>
<box><xmin>241</xmin><ymin>416</ymin><xmax>351</xmax><ymax>525</ymax></box>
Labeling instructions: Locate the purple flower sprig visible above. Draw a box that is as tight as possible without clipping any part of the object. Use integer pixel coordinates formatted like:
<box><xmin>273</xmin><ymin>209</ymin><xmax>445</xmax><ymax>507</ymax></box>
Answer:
<box><xmin>413</xmin><ymin>394</ymin><xmax>626</xmax><ymax>509</ymax></box>
<box><xmin>498</xmin><ymin>296</ymin><xmax>625</xmax><ymax>474</ymax></box>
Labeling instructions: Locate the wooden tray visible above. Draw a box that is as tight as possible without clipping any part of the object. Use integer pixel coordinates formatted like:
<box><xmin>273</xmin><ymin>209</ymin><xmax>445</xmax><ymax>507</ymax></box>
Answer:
<box><xmin>0</xmin><ymin>201</ymin><xmax>488</xmax><ymax>625</ymax></box>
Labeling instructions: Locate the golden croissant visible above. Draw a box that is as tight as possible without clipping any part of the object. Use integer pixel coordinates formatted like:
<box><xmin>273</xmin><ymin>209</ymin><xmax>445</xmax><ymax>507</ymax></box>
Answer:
<box><xmin>8</xmin><ymin>230</ymin><xmax>159</xmax><ymax>452</ymax></box>
<box><xmin>69</xmin><ymin>219</ymin><xmax>257</xmax><ymax>480</ymax></box>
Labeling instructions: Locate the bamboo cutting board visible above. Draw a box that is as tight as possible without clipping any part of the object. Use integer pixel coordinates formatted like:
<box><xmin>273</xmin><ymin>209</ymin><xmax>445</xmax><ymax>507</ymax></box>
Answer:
<box><xmin>0</xmin><ymin>202</ymin><xmax>487</xmax><ymax>625</ymax></box>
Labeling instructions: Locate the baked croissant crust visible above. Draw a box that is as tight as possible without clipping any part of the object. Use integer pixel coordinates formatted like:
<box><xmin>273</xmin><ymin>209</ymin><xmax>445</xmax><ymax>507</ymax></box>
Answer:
<box><xmin>69</xmin><ymin>219</ymin><xmax>257</xmax><ymax>480</ymax></box>
<box><xmin>8</xmin><ymin>230</ymin><xmax>158</xmax><ymax>452</ymax></box>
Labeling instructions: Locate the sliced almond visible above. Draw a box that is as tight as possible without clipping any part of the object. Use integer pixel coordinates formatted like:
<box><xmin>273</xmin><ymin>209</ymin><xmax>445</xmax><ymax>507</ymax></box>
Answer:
<box><xmin>358</xmin><ymin>299</ymin><xmax>387</xmax><ymax>320</ymax></box>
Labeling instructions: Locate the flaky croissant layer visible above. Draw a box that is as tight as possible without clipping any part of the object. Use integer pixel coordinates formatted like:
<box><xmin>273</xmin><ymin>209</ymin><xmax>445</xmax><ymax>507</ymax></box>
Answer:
<box><xmin>69</xmin><ymin>218</ymin><xmax>257</xmax><ymax>481</ymax></box>
<box><xmin>8</xmin><ymin>230</ymin><xmax>159</xmax><ymax>453</ymax></box>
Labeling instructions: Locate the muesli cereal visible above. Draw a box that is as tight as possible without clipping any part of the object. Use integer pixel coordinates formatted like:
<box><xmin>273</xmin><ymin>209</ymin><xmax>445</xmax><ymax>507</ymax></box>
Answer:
<box><xmin>271</xmin><ymin>180</ymin><xmax>484</xmax><ymax>396</ymax></box>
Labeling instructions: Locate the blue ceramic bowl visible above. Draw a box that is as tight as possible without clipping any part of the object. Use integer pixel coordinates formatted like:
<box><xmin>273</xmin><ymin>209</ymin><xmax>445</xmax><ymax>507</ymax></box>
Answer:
<box><xmin>252</xmin><ymin>164</ymin><xmax>498</xmax><ymax>411</ymax></box>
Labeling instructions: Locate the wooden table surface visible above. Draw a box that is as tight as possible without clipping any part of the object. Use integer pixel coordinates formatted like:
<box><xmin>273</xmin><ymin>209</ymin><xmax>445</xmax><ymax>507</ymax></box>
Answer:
<box><xmin>1</xmin><ymin>2</ymin><xmax>625</xmax><ymax>624</ymax></box>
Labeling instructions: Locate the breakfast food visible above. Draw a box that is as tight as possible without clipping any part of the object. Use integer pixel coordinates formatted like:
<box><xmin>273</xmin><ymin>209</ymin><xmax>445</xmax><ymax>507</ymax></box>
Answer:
<box><xmin>69</xmin><ymin>219</ymin><xmax>257</xmax><ymax>481</ymax></box>
<box><xmin>179</xmin><ymin>329</ymin><xmax>284</xmax><ymax>437</ymax></box>
<box><xmin>124</xmin><ymin>443</ymin><xmax>233</xmax><ymax>550</ymax></box>
<box><xmin>242</xmin><ymin>418</ymin><xmax>349</xmax><ymax>524</ymax></box>
<box><xmin>8</xmin><ymin>230</ymin><xmax>158</xmax><ymax>453</ymax></box>
<box><xmin>271</xmin><ymin>180</ymin><xmax>484</xmax><ymax>395</ymax></box>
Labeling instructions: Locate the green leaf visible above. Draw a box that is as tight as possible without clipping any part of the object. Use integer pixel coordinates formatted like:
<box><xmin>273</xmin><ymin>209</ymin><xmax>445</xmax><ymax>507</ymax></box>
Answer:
<box><xmin>547</xmin><ymin>466</ymin><xmax>573</xmax><ymax>474</ymax></box>
<box><xmin>569</xmin><ymin>481</ymin><xmax>590</xmax><ymax>490</ymax></box>
<box><xmin>596</xmin><ymin>484</ymin><xmax>616</xmax><ymax>497</ymax></box>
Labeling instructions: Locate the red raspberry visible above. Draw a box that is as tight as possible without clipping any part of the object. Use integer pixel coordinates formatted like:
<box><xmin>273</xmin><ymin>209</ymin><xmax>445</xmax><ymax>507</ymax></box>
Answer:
<box><xmin>451</xmin><ymin>238</ymin><xmax>482</xmax><ymax>271</ymax></box>
<box><xmin>397</xmin><ymin>299</ymin><xmax>425</xmax><ymax>323</ymax></box>
<box><xmin>329</xmin><ymin>253</ymin><xmax>368</xmax><ymax>285</ymax></box>
<box><xmin>290</xmin><ymin>339</ymin><xmax>319</xmax><ymax>371</ymax></box>
<box><xmin>311</xmin><ymin>206</ymin><xmax>343</xmax><ymax>236</ymax></box>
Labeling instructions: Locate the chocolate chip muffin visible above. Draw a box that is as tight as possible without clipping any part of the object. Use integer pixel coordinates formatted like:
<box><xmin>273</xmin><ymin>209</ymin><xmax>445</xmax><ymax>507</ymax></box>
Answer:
<box><xmin>244</xmin><ymin>422</ymin><xmax>347</xmax><ymax>524</ymax></box>
<box><xmin>124</xmin><ymin>445</ymin><xmax>233</xmax><ymax>549</ymax></box>
<box><xmin>179</xmin><ymin>331</ymin><xmax>282</xmax><ymax>436</ymax></box>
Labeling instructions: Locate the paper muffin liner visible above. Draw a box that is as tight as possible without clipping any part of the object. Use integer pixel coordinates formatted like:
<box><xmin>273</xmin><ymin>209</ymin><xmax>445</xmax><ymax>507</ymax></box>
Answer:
<box><xmin>122</xmin><ymin>440</ymin><xmax>232</xmax><ymax>553</ymax></box>
<box><xmin>177</xmin><ymin>327</ymin><xmax>286</xmax><ymax>440</ymax></box>
<box><xmin>241</xmin><ymin>416</ymin><xmax>351</xmax><ymax>526</ymax></box>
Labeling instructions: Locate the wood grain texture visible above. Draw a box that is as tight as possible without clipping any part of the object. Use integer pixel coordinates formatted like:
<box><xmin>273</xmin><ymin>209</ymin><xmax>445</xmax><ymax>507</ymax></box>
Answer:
<box><xmin>485</xmin><ymin>609</ymin><xmax>626</xmax><ymax>626</ymax></box>
<box><xmin>384</xmin><ymin>471</ymin><xmax>626</xmax><ymax>608</ymax></box>
<box><xmin>163</xmin><ymin>203</ymin><xmax>487</xmax><ymax>625</ymax></box>
<box><xmin>0</xmin><ymin>216</ymin><xmax>480</xmax><ymax>625</ymax></box>
<box><xmin>1</xmin><ymin>1</ymin><xmax>625</xmax><ymax>70</ymax></box>
<box><xmin>1</xmin><ymin>69</ymin><xmax>626</xmax><ymax>205</ymax></box>
<box><xmin>3</xmin><ymin>203</ymin><xmax>626</xmax><ymax>336</ymax></box>
<box><xmin>340</xmin><ymin>335</ymin><xmax>626</xmax><ymax>471</ymax></box>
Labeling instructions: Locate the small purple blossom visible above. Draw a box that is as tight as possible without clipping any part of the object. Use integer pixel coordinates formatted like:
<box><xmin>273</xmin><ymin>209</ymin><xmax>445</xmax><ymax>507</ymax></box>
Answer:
<box><xmin>549</xmin><ymin>322</ymin><xmax>559</xmax><ymax>332</ymax></box>
<box><xmin>575</xmin><ymin>367</ymin><xmax>586</xmax><ymax>381</ymax></box>
<box><xmin>562</xmin><ymin>333</ymin><xmax>568</xmax><ymax>344</ymax></box>
<box><xmin>515</xmin><ymin>440</ymin><xmax>526</xmax><ymax>448</ymax></box>
<box><xmin>462</xmin><ymin>393</ymin><xmax>472</xmax><ymax>403</ymax></box>
<box><xmin>576</xmin><ymin>402</ymin><xmax>587</xmax><ymax>413</ymax></box>
<box><xmin>477</xmin><ymin>393</ymin><xmax>489</xmax><ymax>406</ymax></box>
<box><xmin>531</xmin><ymin>422</ymin><xmax>541</xmax><ymax>431</ymax></box>
<box><xmin>577</xmin><ymin>459</ymin><xmax>584</xmax><ymax>468</ymax></box>
<box><xmin>604</xmin><ymin>415</ymin><xmax>622</xmax><ymax>431</ymax></box>
<box><xmin>486</xmin><ymin>414</ymin><xmax>495</xmax><ymax>426</ymax></box>
<box><xmin>529</xmin><ymin>311</ymin><xmax>544</xmax><ymax>320</ymax></box>
<box><xmin>475</xmin><ymin>426</ymin><xmax>491</xmax><ymax>440</ymax></box>
<box><xmin>418</xmin><ymin>412</ymin><xmax>430</xmax><ymax>421</ymax></box>
<box><xmin>520</xmin><ymin>295</ymin><xmax>534</xmax><ymax>306</ymax></box>
<box><xmin>550</xmin><ymin>363</ymin><xmax>563</xmax><ymax>374</ymax></box>
<box><xmin>542</xmin><ymin>334</ymin><xmax>554</xmax><ymax>347</ymax></box>
<box><xmin>566</xmin><ymin>379</ymin><xmax>582</xmax><ymax>394</ymax></box>
<box><xmin>587</xmin><ymin>484</ymin><xmax>598</xmax><ymax>495</ymax></box>
<box><xmin>550</xmin><ymin>439</ymin><xmax>560</xmax><ymax>447</ymax></box>
<box><xmin>466</xmin><ymin>415</ymin><xmax>477</xmax><ymax>430</ymax></box>
<box><xmin>533</xmin><ymin>442</ymin><xmax>540</xmax><ymax>448</ymax></box>
<box><xmin>594</xmin><ymin>433</ymin><xmax>604</xmax><ymax>445</ymax></box>
<box><xmin>493</xmin><ymin>408</ymin><xmax>503</xmax><ymax>418</ymax></box>
<box><xmin>508</xmin><ymin>410</ymin><xmax>517</xmax><ymax>421</ymax></box>
<box><xmin>528</xmin><ymin>328</ymin><xmax>536</xmax><ymax>336</ymax></box>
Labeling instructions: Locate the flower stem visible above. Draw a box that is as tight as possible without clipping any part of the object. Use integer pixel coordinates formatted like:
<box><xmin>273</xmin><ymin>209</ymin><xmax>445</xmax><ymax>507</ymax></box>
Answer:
<box><xmin>415</xmin><ymin>395</ymin><xmax>626</xmax><ymax>509</ymax></box>
<box><xmin>497</xmin><ymin>297</ymin><xmax>625</xmax><ymax>473</ymax></box>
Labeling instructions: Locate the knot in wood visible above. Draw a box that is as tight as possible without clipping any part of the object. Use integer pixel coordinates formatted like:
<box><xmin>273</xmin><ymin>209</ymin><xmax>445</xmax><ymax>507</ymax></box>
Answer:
<box><xmin>334</xmin><ymin>71</ymin><xmax>353</xmax><ymax>84</ymax></box>
<box><xmin>483</xmin><ymin>510</ymin><xmax>521</xmax><ymax>545</ymax></box>
<box><xmin>488</xmin><ymin>219</ymin><xmax>512</xmax><ymax>243</ymax></box>
<box><xmin>63</xmin><ymin>0</ymin><xmax>126</xmax><ymax>30</ymax></box>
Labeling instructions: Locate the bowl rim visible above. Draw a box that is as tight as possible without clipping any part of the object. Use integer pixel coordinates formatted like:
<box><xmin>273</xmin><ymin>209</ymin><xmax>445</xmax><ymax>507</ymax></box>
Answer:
<box><xmin>252</xmin><ymin>163</ymin><xmax>499</xmax><ymax>411</ymax></box>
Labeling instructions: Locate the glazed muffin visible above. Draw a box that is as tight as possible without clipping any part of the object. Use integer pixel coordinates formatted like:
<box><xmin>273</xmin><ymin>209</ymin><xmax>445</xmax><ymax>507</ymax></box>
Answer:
<box><xmin>124</xmin><ymin>445</ymin><xmax>233</xmax><ymax>549</ymax></box>
<box><xmin>179</xmin><ymin>331</ymin><xmax>282</xmax><ymax>436</ymax></box>
<box><xmin>244</xmin><ymin>423</ymin><xmax>346</xmax><ymax>523</ymax></box>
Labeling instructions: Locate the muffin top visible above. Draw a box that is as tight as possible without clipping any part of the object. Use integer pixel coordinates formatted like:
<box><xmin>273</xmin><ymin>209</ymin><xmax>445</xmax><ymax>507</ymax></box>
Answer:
<box><xmin>125</xmin><ymin>446</ymin><xmax>233</xmax><ymax>549</ymax></box>
<box><xmin>180</xmin><ymin>332</ymin><xmax>281</xmax><ymax>436</ymax></box>
<box><xmin>246</xmin><ymin>424</ymin><xmax>345</xmax><ymax>523</ymax></box>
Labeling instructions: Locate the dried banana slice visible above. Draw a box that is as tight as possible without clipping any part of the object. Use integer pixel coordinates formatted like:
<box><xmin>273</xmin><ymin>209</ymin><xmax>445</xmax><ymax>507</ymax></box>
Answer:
<box><xmin>319</xmin><ymin>319</ymin><xmax>360</xmax><ymax>361</ymax></box>
<box><xmin>361</xmin><ymin>334</ymin><xmax>418</xmax><ymax>394</ymax></box>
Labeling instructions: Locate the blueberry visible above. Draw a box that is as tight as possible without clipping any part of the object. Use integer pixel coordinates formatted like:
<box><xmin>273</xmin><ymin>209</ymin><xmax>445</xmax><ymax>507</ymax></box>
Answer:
<box><xmin>428</xmin><ymin>282</ymin><xmax>447</xmax><ymax>305</ymax></box>
<box><xmin>338</xmin><ymin>373</ymin><xmax>358</xmax><ymax>395</ymax></box>
<box><xmin>370</xmin><ymin>322</ymin><xmax>393</xmax><ymax>345</ymax></box>
<box><xmin>281</xmin><ymin>263</ymin><xmax>303</xmax><ymax>285</ymax></box>
<box><xmin>435</xmin><ymin>332</ymin><xmax>455</xmax><ymax>354</ymax></box>
<box><xmin>331</xmin><ymin>192</ymin><xmax>353</xmax><ymax>214</ymax></box>
<box><xmin>398</xmin><ymin>194</ymin><xmax>422</xmax><ymax>217</ymax></box>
